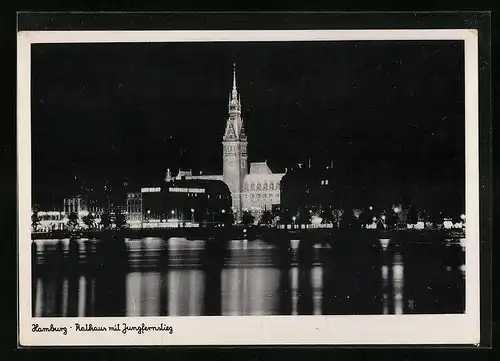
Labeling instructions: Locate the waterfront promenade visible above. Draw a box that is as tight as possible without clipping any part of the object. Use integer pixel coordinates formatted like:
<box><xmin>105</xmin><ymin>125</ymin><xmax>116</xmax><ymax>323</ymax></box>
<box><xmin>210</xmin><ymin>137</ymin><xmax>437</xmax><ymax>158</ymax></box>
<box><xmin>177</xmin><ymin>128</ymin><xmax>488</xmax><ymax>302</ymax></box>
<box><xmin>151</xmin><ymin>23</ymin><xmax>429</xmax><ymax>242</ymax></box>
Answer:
<box><xmin>32</xmin><ymin>224</ymin><xmax>465</xmax><ymax>245</ymax></box>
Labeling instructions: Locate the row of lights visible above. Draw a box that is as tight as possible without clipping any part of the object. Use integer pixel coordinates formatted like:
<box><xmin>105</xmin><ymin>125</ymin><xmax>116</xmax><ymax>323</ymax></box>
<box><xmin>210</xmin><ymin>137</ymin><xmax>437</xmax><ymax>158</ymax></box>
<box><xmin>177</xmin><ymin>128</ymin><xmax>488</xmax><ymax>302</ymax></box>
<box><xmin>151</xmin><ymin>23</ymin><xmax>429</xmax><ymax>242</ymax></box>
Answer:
<box><xmin>146</xmin><ymin>208</ymin><xmax>229</xmax><ymax>216</ymax></box>
<box><xmin>289</xmin><ymin>207</ymin><xmax>465</xmax><ymax>224</ymax></box>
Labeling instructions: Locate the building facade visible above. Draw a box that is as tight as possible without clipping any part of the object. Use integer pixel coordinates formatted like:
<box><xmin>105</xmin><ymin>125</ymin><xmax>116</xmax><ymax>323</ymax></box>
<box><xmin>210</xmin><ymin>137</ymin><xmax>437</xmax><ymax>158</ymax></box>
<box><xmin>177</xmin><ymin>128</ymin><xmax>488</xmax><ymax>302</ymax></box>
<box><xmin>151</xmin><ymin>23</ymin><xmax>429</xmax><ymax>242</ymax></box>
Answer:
<box><xmin>32</xmin><ymin>211</ymin><xmax>66</xmax><ymax>232</ymax></box>
<box><xmin>126</xmin><ymin>192</ymin><xmax>143</xmax><ymax>223</ymax></box>
<box><xmin>63</xmin><ymin>194</ymin><xmax>104</xmax><ymax>217</ymax></box>
<box><xmin>63</xmin><ymin>196</ymin><xmax>86</xmax><ymax>216</ymax></box>
<box><xmin>242</xmin><ymin>161</ymin><xmax>284</xmax><ymax>218</ymax></box>
<box><xmin>136</xmin><ymin>179</ymin><xmax>232</xmax><ymax>227</ymax></box>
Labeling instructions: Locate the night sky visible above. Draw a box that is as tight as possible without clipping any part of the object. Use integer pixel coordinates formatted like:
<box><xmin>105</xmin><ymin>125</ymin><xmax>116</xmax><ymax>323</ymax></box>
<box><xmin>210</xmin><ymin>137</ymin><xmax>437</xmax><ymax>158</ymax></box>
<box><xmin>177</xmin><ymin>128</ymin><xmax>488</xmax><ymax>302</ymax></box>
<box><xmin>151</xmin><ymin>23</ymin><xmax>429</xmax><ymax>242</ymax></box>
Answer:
<box><xmin>31</xmin><ymin>40</ymin><xmax>465</xmax><ymax>210</ymax></box>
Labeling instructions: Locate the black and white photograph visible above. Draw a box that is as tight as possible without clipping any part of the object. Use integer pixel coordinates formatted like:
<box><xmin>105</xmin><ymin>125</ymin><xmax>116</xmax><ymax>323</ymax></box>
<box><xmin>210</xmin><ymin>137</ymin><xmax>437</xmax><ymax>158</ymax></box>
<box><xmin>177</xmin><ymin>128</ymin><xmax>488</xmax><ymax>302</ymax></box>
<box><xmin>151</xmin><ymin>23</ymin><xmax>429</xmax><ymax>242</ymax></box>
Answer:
<box><xmin>17</xmin><ymin>27</ymin><xmax>481</xmax><ymax>346</ymax></box>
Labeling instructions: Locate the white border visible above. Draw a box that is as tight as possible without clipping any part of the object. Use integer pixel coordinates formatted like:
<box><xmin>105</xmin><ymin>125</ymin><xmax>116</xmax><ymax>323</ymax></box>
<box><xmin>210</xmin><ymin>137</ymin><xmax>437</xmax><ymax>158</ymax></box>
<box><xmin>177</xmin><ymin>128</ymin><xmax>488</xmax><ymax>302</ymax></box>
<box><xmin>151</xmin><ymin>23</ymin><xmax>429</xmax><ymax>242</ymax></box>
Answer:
<box><xmin>17</xmin><ymin>29</ymin><xmax>480</xmax><ymax>346</ymax></box>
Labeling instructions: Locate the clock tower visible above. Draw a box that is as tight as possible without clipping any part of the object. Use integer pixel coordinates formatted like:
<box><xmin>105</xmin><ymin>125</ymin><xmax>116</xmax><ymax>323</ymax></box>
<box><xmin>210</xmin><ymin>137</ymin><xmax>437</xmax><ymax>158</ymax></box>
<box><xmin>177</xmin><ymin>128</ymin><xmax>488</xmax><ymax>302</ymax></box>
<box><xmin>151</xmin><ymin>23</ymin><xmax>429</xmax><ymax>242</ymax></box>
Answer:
<box><xmin>223</xmin><ymin>63</ymin><xmax>248</xmax><ymax>221</ymax></box>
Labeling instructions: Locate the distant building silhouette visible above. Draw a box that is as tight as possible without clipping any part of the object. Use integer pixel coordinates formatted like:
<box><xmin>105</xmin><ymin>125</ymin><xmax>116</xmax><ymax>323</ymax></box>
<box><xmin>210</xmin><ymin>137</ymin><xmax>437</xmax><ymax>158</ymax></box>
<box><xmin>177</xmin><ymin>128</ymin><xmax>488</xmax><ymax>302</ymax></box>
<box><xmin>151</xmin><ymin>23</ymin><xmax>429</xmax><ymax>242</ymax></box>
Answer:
<box><xmin>63</xmin><ymin>193</ymin><xmax>104</xmax><ymax>217</ymax></box>
<box><xmin>280</xmin><ymin>164</ymin><xmax>338</xmax><ymax>217</ymax></box>
<box><xmin>128</xmin><ymin>178</ymin><xmax>232</xmax><ymax>226</ymax></box>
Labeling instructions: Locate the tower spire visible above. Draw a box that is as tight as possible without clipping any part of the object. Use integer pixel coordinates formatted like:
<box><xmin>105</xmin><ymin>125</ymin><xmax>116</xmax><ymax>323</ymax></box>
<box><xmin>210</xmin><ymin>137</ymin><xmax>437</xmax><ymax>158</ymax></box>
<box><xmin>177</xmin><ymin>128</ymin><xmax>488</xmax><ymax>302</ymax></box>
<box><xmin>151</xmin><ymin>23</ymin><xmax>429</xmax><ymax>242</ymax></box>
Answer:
<box><xmin>232</xmin><ymin>62</ymin><xmax>238</xmax><ymax>99</ymax></box>
<box><xmin>223</xmin><ymin>62</ymin><xmax>247</xmax><ymax>223</ymax></box>
<box><xmin>233</xmin><ymin>62</ymin><xmax>236</xmax><ymax>88</ymax></box>
<box><xmin>228</xmin><ymin>62</ymin><xmax>241</xmax><ymax>119</ymax></box>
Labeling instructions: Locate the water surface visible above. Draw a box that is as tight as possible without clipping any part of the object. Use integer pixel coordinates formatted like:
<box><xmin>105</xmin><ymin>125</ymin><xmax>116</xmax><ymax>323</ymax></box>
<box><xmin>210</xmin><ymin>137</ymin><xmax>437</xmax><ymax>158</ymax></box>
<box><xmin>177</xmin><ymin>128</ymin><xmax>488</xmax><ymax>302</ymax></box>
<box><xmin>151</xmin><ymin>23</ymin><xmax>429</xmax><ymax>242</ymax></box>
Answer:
<box><xmin>32</xmin><ymin>235</ymin><xmax>465</xmax><ymax>317</ymax></box>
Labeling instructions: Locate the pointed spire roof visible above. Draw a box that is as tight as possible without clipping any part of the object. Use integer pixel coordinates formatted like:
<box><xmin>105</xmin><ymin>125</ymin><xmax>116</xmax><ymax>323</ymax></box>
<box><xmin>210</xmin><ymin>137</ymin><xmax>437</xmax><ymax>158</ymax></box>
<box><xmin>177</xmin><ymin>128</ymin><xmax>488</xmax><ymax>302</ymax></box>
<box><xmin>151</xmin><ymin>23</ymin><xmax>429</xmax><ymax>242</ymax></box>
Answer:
<box><xmin>233</xmin><ymin>62</ymin><xmax>237</xmax><ymax>90</ymax></box>
<box><xmin>231</xmin><ymin>62</ymin><xmax>239</xmax><ymax>100</ymax></box>
<box><xmin>224</xmin><ymin>121</ymin><xmax>237</xmax><ymax>140</ymax></box>
<box><xmin>224</xmin><ymin>63</ymin><xmax>246</xmax><ymax>142</ymax></box>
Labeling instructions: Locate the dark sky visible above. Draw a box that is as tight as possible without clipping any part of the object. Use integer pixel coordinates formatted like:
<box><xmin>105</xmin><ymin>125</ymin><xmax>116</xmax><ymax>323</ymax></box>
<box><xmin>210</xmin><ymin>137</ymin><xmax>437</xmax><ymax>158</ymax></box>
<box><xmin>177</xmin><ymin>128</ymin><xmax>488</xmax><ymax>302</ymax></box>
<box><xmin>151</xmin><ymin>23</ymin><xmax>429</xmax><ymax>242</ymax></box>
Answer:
<box><xmin>31</xmin><ymin>40</ymin><xmax>465</xmax><ymax>209</ymax></box>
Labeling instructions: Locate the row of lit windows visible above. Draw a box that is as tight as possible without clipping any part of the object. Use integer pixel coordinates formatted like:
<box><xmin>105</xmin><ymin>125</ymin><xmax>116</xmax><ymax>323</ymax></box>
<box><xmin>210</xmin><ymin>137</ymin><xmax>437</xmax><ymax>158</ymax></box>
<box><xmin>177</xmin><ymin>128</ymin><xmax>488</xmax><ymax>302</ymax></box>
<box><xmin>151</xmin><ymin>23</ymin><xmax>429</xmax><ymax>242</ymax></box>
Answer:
<box><xmin>65</xmin><ymin>205</ymin><xmax>79</xmax><ymax>213</ymax></box>
<box><xmin>128</xmin><ymin>194</ymin><xmax>226</xmax><ymax>201</ymax></box>
<box><xmin>64</xmin><ymin>199</ymin><xmax>83</xmax><ymax>207</ymax></box>
<box><xmin>243</xmin><ymin>182</ymin><xmax>280</xmax><ymax>192</ymax></box>
<box><xmin>127</xmin><ymin>206</ymin><xmax>142</xmax><ymax>214</ymax></box>
<box><xmin>186</xmin><ymin>193</ymin><xmax>225</xmax><ymax>199</ymax></box>
<box><xmin>243</xmin><ymin>190</ymin><xmax>280</xmax><ymax>195</ymax></box>
<box><xmin>243</xmin><ymin>193</ymin><xmax>279</xmax><ymax>199</ymax></box>
<box><xmin>225</xmin><ymin>144</ymin><xmax>246</xmax><ymax>153</ymax></box>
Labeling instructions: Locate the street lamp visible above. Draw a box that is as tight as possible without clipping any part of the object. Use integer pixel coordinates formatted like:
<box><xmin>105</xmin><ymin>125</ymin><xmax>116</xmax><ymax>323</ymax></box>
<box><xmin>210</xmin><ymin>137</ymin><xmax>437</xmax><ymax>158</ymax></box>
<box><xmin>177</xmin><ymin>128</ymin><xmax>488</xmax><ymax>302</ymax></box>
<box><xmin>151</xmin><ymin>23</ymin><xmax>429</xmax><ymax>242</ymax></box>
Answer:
<box><xmin>191</xmin><ymin>208</ymin><xmax>194</xmax><ymax>223</ymax></box>
<box><xmin>292</xmin><ymin>216</ymin><xmax>296</xmax><ymax>228</ymax></box>
<box><xmin>369</xmin><ymin>206</ymin><xmax>373</xmax><ymax>211</ymax></box>
<box><xmin>220</xmin><ymin>209</ymin><xmax>226</xmax><ymax>227</ymax></box>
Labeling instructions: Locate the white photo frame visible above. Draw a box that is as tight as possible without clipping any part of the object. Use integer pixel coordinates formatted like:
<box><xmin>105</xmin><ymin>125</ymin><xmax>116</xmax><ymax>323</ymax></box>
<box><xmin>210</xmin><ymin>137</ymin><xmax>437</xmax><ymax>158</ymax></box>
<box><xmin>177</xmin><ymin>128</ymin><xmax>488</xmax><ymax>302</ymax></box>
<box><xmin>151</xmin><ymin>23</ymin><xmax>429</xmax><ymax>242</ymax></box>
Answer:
<box><xmin>17</xmin><ymin>29</ymin><xmax>480</xmax><ymax>346</ymax></box>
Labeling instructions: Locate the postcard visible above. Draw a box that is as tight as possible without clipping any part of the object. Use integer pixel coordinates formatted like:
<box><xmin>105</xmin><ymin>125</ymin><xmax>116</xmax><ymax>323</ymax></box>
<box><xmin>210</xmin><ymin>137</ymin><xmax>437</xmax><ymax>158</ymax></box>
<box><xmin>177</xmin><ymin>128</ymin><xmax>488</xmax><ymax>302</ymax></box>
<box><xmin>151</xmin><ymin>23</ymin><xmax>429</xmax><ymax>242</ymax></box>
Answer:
<box><xmin>18</xmin><ymin>26</ymin><xmax>481</xmax><ymax>346</ymax></box>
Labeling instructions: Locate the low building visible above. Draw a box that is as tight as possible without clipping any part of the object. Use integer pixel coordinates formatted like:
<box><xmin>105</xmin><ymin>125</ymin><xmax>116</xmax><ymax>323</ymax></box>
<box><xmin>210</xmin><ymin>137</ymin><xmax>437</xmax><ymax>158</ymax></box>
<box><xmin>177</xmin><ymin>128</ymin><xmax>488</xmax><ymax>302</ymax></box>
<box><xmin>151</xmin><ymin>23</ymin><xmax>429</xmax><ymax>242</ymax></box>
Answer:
<box><xmin>32</xmin><ymin>210</ymin><xmax>66</xmax><ymax>232</ymax></box>
<box><xmin>139</xmin><ymin>178</ymin><xmax>232</xmax><ymax>227</ymax></box>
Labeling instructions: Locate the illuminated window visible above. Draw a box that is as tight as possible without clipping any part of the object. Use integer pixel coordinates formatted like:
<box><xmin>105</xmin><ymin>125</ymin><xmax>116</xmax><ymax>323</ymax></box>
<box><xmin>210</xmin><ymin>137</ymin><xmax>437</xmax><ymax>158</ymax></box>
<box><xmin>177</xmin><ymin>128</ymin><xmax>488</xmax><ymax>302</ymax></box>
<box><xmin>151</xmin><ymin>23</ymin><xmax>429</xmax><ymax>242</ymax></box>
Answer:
<box><xmin>321</xmin><ymin>180</ymin><xmax>324</xmax><ymax>185</ymax></box>
<box><xmin>325</xmin><ymin>180</ymin><xmax>329</xmax><ymax>185</ymax></box>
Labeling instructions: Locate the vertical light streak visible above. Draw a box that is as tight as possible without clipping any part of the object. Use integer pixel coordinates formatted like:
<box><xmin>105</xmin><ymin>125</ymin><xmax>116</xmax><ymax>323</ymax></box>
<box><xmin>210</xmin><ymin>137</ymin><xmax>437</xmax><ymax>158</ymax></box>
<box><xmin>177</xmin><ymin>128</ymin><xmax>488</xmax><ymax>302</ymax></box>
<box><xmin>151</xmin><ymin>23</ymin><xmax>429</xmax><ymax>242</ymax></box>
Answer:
<box><xmin>393</xmin><ymin>253</ymin><xmax>404</xmax><ymax>315</ymax></box>
<box><xmin>77</xmin><ymin>275</ymin><xmax>86</xmax><ymax>317</ymax></box>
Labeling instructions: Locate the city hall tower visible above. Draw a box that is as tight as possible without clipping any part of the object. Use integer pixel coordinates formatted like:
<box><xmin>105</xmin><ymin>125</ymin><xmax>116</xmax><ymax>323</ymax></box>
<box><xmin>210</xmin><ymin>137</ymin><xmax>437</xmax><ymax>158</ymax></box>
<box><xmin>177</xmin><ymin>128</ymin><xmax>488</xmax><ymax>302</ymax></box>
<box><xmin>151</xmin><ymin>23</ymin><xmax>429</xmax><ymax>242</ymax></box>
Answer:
<box><xmin>222</xmin><ymin>64</ymin><xmax>248</xmax><ymax>220</ymax></box>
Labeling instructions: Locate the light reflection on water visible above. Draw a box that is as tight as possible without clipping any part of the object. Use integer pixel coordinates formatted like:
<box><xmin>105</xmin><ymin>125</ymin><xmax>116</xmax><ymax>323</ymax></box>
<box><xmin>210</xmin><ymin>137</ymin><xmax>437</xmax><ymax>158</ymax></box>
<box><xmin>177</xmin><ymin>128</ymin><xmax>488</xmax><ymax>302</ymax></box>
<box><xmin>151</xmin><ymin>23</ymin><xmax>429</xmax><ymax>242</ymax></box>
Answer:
<box><xmin>77</xmin><ymin>276</ymin><xmax>86</xmax><ymax>317</ymax></box>
<box><xmin>32</xmin><ymin>236</ymin><xmax>466</xmax><ymax>317</ymax></box>
<box><xmin>392</xmin><ymin>253</ymin><xmax>404</xmax><ymax>315</ymax></box>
